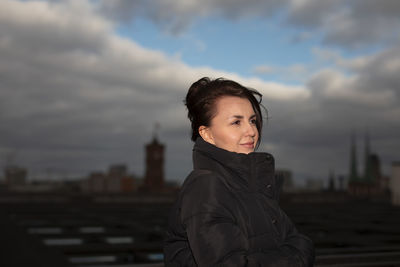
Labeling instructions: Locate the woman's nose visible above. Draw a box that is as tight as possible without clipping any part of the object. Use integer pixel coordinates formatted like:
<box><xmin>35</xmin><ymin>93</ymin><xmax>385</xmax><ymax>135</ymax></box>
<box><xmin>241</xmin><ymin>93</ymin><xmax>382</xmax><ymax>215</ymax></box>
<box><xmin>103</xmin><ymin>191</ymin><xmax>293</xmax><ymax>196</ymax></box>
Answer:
<box><xmin>245</xmin><ymin>122</ymin><xmax>256</xmax><ymax>137</ymax></box>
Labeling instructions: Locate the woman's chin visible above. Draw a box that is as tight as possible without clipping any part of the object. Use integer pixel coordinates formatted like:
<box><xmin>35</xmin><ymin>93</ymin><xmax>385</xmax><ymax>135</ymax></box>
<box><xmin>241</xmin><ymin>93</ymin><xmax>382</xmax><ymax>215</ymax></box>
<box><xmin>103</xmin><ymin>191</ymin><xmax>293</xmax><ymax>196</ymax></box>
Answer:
<box><xmin>238</xmin><ymin>147</ymin><xmax>255</xmax><ymax>154</ymax></box>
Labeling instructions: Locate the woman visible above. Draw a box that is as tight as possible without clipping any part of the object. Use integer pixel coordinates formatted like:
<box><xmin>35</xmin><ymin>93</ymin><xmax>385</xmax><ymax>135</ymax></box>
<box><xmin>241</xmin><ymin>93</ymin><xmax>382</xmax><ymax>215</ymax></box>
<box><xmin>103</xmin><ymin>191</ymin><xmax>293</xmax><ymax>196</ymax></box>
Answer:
<box><xmin>164</xmin><ymin>77</ymin><xmax>314</xmax><ymax>266</ymax></box>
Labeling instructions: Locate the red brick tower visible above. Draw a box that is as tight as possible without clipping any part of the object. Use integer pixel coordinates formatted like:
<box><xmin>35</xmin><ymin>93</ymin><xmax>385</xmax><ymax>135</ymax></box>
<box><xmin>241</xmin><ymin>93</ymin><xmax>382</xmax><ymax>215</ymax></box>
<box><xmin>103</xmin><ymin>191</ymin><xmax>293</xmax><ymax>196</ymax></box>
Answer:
<box><xmin>144</xmin><ymin>137</ymin><xmax>165</xmax><ymax>191</ymax></box>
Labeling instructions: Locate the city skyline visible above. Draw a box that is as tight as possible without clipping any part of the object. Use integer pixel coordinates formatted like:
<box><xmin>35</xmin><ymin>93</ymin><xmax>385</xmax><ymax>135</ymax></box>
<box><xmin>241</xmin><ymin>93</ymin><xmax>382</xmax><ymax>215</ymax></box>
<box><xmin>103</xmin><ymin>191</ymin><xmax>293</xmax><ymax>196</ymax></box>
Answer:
<box><xmin>0</xmin><ymin>0</ymin><xmax>399</xmax><ymax>184</ymax></box>
<box><xmin>1</xmin><ymin>130</ymin><xmax>390</xmax><ymax>189</ymax></box>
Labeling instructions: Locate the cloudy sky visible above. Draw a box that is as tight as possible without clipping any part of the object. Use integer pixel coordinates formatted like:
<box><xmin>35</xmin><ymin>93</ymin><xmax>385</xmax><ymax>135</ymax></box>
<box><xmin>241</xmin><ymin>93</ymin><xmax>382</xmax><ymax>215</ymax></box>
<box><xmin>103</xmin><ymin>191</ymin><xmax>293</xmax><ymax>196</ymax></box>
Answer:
<box><xmin>1</xmin><ymin>0</ymin><xmax>399</xmax><ymax>185</ymax></box>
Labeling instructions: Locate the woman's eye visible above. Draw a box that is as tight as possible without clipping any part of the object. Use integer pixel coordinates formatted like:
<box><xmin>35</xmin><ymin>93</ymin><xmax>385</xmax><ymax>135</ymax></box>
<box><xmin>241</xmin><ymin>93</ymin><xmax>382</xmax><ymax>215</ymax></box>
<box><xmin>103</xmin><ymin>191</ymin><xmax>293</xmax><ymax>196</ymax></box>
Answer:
<box><xmin>232</xmin><ymin>120</ymin><xmax>241</xmax><ymax>125</ymax></box>
<box><xmin>250</xmin><ymin>119</ymin><xmax>257</xmax><ymax>124</ymax></box>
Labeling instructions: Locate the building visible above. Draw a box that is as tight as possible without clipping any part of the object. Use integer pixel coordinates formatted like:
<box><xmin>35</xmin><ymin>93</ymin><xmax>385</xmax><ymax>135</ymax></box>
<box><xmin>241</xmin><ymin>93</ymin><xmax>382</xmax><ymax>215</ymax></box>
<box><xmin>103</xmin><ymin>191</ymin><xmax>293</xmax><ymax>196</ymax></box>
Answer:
<box><xmin>80</xmin><ymin>133</ymin><xmax>177</xmax><ymax>194</ymax></box>
<box><xmin>347</xmin><ymin>132</ymin><xmax>385</xmax><ymax>197</ymax></box>
<box><xmin>337</xmin><ymin>175</ymin><xmax>347</xmax><ymax>191</ymax></box>
<box><xmin>328</xmin><ymin>170</ymin><xmax>336</xmax><ymax>191</ymax></box>
<box><xmin>142</xmin><ymin>137</ymin><xmax>165</xmax><ymax>192</ymax></box>
<box><xmin>305</xmin><ymin>178</ymin><xmax>324</xmax><ymax>192</ymax></box>
<box><xmin>4</xmin><ymin>165</ymin><xmax>27</xmax><ymax>187</ymax></box>
<box><xmin>275</xmin><ymin>169</ymin><xmax>294</xmax><ymax>192</ymax></box>
<box><xmin>81</xmin><ymin>164</ymin><xmax>136</xmax><ymax>193</ymax></box>
<box><xmin>348</xmin><ymin>133</ymin><xmax>359</xmax><ymax>183</ymax></box>
<box><xmin>391</xmin><ymin>162</ymin><xmax>400</xmax><ymax>206</ymax></box>
<box><xmin>106</xmin><ymin>164</ymin><xmax>135</xmax><ymax>193</ymax></box>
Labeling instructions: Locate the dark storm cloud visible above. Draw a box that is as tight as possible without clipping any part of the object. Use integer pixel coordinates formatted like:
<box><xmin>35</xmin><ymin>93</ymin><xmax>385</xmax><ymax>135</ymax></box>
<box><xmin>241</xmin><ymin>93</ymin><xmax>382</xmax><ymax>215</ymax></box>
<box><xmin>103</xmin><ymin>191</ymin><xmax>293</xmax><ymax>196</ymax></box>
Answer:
<box><xmin>356</xmin><ymin>45</ymin><xmax>400</xmax><ymax>98</ymax></box>
<box><xmin>286</xmin><ymin>0</ymin><xmax>400</xmax><ymax>48</ymax></box>
<box><xmin>0</xmin><ymin>0</ymin><xmax>184</xmax><ymax>177</ymax></box>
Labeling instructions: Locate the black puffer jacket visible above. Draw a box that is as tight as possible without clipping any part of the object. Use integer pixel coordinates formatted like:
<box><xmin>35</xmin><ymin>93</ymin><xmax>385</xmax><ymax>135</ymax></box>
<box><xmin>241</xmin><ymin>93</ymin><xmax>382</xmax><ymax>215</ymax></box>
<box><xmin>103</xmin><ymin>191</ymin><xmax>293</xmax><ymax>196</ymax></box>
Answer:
<box><xmin>164</xmin><ymin>138</ymin><xmax>314</xmax><ymax>266</ymax></box>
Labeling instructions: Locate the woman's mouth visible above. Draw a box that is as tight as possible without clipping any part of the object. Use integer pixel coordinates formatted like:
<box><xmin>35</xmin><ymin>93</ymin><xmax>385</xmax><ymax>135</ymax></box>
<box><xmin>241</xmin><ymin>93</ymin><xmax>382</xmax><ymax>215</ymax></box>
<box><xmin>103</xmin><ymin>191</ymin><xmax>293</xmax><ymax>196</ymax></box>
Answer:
<box><xmin>241</xmin><ymin>142</ymin><xmax>254</xmax><ymax>148</ymax></box>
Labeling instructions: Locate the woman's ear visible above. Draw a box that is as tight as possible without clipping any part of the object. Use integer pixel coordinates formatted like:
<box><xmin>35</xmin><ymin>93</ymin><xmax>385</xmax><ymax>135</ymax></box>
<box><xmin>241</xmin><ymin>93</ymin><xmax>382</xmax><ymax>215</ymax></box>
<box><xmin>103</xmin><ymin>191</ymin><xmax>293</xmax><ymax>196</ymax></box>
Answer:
<box><xmin>198</xmin><ymin>126</ymin><xmax>215</xmax><ymax>145</ymax></box>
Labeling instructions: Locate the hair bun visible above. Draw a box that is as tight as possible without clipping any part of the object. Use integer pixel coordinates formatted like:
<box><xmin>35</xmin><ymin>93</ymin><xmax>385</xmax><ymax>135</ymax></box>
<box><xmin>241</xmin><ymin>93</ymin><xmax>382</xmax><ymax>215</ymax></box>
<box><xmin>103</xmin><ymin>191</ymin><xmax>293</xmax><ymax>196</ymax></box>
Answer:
<box><xmin>185</xmin><ymin>77</ymin><xmax>210</xmax><ymax>108</ymax></box>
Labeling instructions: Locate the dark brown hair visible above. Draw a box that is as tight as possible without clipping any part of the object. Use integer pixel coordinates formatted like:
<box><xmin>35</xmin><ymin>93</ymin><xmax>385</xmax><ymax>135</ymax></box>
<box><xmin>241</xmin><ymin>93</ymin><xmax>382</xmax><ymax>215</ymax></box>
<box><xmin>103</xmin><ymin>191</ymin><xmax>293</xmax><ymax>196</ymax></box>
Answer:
<box><xmin>184</xmin><ymin>77</ymin><xmax>267</xmax><ymax>149</ymax></box>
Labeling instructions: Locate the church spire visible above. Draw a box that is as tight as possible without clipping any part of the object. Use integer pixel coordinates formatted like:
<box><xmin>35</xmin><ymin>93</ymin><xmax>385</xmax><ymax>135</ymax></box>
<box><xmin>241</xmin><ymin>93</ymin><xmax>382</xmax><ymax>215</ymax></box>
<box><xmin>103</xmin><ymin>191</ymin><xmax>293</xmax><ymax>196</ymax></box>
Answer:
<box><xmin>152</xmin><ymin>122</ymin><xmax>160</xmax><ymax>141</ymax></box>
<box><xmin>349</xmin><ymin>132</ymin><xmax>359</xmax><ymax>182</ymax></box>
<box><xmin>364</xmin><ymin>130</ymin><xmax>373</xmax><ymax>182</ymax></box>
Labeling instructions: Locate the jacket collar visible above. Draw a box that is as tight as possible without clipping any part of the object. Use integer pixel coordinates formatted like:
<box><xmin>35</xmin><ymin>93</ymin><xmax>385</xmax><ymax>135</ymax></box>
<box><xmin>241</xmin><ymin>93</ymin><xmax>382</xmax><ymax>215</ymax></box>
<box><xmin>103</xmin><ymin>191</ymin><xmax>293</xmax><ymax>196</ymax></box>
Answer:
<box><xmin>192</xmin><ymin>137</ymin><xmax>279</xmax><ymax>199</ymax></box>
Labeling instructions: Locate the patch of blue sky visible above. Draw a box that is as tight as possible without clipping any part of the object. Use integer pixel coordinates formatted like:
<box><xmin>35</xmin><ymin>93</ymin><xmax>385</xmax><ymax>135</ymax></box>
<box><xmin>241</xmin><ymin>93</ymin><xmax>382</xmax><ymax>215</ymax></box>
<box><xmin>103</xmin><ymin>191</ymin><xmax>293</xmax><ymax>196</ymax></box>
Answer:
<box><xmin>116</xmin><ymin>15</ymin><xmax>322</xmax><ymax>85</ymax></box>
<box><xmin>116</xmin><ymin>17</ymin><xmax>191</xmax><ymax>57</ymax></box>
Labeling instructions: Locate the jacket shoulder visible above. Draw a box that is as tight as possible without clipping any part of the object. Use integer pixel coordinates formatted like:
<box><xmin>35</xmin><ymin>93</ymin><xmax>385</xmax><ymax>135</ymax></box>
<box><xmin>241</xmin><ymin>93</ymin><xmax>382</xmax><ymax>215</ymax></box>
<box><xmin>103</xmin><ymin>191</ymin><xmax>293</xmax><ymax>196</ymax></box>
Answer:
<box><xmin>181</xmin><ymin>169</ymin><xmax>231</xmax><ymax>196</ymax></box>
<box><xmin>179</xmin><ymin>169</ymin><xmax>235</xmax><ymax>221</ymax></box>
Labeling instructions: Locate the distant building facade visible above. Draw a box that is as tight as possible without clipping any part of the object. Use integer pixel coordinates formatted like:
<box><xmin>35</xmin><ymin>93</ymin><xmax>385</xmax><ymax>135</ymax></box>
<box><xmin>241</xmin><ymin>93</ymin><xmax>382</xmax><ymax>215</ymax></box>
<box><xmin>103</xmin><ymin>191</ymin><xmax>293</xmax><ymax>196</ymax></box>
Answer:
<box><xmin>391</xmin><ymin>162</ymin><xmax>400</xmax><ymax>206</ymax></box>
<box><xmin>305</xmin><ymin>178</ymin><xmax>324</xmax><ymax>191</ymax></box>
<box><xmin>80</xmin><ymin>133</ymin><xmax>175</xmax><ymax>194</ymax></box>
<box><xmin>81</xmin><ymin>164</ymin><xmax>136</xmax><ymax>193</ymax></box>
<box><xmin>276</xmin><ymin>169</ymin><xmax>294</xmax><ymax>192</ymax></box>
<box><xmin>4</xmin><ymin>165</ymin><xmax>27</xmax><ymax>187</ymax></box>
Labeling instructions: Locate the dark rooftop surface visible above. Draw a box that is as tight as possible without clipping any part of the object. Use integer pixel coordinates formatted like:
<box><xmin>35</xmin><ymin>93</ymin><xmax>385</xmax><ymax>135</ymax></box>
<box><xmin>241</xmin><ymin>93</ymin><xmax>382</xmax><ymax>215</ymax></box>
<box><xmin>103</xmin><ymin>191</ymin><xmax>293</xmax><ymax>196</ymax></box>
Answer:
<box><xmin>1</xmin><ymin>192</ymin><xmax>399</xmax><ymax>267</ymax></box>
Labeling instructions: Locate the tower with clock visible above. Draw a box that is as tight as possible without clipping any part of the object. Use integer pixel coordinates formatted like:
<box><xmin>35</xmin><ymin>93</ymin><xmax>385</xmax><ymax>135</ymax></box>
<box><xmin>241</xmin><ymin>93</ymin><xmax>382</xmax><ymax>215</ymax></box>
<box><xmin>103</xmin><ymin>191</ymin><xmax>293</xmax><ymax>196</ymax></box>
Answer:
<box><xmin>144</xmin><ymin>126</ymin><xmax>165</xmax><ymax>191</ymax></box>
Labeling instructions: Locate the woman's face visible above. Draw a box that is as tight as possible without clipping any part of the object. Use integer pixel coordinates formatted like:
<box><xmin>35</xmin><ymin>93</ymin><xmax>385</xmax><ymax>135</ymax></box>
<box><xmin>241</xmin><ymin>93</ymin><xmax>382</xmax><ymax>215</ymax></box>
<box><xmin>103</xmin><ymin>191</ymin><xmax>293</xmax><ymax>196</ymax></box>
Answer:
<box><xmin>199</xmin><ymin>96</ymin><xmax>259</xmax><ymax>154</ymax></box>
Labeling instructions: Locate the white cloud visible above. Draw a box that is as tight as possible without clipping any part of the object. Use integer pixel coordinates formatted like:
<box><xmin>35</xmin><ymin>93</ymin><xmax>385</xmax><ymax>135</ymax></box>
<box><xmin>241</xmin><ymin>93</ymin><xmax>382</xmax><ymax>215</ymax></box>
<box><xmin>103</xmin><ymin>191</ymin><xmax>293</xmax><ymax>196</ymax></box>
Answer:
<box><xmin>253</xmin><ymin>65</ymin><xmax>275</xmax><ymax>74</ymax></box>
<box><xmin>312</xmin><ymin>47</ymin><xmax>373</xmax><ymax>72</ymax></box>
<box><xmin>308</xmin><ymin>69</ymin><xmax>396</xmax><ymax>107</ymax></box>
<box><xmin>252</xmin><ymin>63</ymin><xmax>309</xmax><ymax>83</ymax></box>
